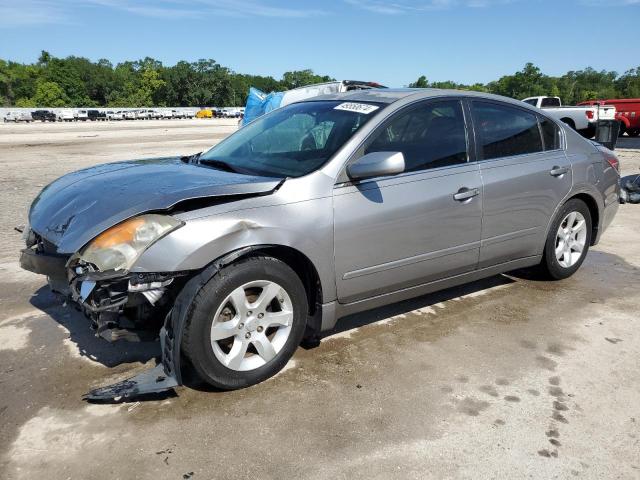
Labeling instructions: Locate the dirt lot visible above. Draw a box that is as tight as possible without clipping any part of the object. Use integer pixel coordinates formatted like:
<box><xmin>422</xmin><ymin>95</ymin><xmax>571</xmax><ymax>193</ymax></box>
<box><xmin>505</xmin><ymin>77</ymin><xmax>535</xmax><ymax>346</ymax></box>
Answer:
<box><xmin>0</xmin><ymin>120</ymin><xmax>639</xmax><ymax>479</ymax></box>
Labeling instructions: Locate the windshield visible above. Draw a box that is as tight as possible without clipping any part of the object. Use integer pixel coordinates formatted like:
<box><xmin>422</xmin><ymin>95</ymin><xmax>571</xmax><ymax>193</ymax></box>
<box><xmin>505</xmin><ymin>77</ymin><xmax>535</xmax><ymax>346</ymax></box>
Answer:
<box><xmin>199</xmin><ymin>100</ymin><xmax>382</xmax><ymax>177</ymax></box>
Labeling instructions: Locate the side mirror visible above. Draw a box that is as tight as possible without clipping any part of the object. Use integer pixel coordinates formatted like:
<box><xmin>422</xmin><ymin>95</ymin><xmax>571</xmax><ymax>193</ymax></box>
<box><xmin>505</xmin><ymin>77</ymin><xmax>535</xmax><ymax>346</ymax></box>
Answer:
<box><xmin>347</xmin><ymin>151</ymin><xmax>405</xmax><ymax>180</ymax></box>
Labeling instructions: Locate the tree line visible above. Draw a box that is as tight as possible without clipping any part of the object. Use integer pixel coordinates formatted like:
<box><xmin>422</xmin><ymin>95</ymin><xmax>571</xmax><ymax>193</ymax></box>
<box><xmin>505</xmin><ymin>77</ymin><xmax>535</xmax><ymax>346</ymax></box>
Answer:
<box><xmin>409</xmin><ymin>63</ymin><xmax>640</xmax><ymax>105</ymax></box>
<box><xmin>0</xmin><ymin>51</ymin><xmax>332</xmax><ymax>108</ymax></box>
<box><xmin>1</xmin><ymin>52</ymin><xmax>638</xmax><ymax>108</ymax></box>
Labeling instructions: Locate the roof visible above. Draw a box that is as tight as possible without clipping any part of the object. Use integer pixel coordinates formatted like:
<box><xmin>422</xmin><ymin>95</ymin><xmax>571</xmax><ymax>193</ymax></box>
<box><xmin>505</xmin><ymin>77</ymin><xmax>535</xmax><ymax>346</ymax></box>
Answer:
<box><xmin>311</xmin><ymin>87</ymin><xmax>532</xmax><ymax>109</ymax></box>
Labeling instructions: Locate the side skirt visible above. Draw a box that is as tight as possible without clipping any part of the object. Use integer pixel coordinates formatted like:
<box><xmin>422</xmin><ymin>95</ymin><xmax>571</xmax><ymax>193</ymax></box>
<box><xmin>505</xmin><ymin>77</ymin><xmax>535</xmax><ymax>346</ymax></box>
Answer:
<box><xmin>320</xmin><ymin>256</ymin><xmax>541</xmax><ymax>332</ymax></box>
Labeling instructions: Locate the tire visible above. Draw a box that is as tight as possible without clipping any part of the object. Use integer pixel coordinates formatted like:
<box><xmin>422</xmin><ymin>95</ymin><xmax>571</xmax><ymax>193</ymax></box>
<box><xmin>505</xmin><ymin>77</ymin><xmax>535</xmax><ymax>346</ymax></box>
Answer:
<box><xmin>561</xmin><ymin>118</ymin><xmax>576</xmax><ymax>130</ymax></box>
<box><xmin>182</xmin><ymin>256</ymin><xmax>308</xmax><ymax>390</ymax></box>
<box><xmin>628</xmin><ymin>129</ymin><xmax>640</xmax><ymax>138</ymax></box>
<box><xmin>539</xmin><ymin>199</ymin><xmax>592</xmax><ymax>280</ymax></box>
<box><xmin>619</xmin><ymin>124</ymin><xmax>626</xmax><ymax>137</ymax></box>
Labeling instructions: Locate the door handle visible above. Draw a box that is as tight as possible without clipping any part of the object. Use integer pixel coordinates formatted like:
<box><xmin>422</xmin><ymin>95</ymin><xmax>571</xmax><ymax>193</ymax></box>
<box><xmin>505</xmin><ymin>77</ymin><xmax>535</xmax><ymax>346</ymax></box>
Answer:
<box><xmin>453</xmin><ymin>187</ymin><xmax>479</xmax><ymax>202</ymax></box>
<box><xmin>549</xmin><ymin>166</ymin><xmax>569</xmax><ymax>177</ymax></box>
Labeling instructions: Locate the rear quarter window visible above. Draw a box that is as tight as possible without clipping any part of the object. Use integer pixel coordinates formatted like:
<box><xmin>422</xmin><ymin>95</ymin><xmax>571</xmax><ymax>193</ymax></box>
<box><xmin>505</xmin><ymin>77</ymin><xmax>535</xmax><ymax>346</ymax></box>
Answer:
<box><xmin>539</xmin><ymin>116</ymin><xmax>562</xmax><ymax>151</ymax></box>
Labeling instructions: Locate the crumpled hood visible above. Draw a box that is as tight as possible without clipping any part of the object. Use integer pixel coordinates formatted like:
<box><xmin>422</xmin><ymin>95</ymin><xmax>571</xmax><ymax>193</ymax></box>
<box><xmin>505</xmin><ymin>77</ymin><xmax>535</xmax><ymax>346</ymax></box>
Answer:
<box><xmin>29</xmin><ymin>157</ymin><xmax>281</xmax><ymax>254</ymax></box>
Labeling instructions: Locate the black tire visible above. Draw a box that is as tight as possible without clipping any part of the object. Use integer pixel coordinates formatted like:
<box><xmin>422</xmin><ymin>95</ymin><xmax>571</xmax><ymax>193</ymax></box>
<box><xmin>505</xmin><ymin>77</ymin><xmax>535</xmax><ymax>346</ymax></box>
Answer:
<box><xmin>627</xmin><ymin>129</ymin><xmax>639</xmax><ymax>138</ymax></box>
<box><xmin>561</xmin><ymin>118</ymin><xmax>576</xmax><ymax>130</ymax></box>
<box><xmin>619</xmin><ymin>123</ymin><xmax>626</xmax><ymax>137</ymax></box>
<box><xmin>539</xmin><ymin>198</ymin><xmax>592</xmax><ymax>280</ymax></box>
<box><xmin>182</xmin><ymin>256</ymin><xmax>308</xmax><ymax>390</ymax></box>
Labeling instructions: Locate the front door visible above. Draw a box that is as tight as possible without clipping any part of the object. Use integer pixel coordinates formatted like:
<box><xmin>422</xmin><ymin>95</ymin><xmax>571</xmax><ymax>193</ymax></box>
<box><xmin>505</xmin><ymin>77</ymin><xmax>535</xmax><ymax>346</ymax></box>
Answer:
<box><xmin>333</xmin><ymin>99</ymin><xmax>483</xmax><ymax>304</ymax></box>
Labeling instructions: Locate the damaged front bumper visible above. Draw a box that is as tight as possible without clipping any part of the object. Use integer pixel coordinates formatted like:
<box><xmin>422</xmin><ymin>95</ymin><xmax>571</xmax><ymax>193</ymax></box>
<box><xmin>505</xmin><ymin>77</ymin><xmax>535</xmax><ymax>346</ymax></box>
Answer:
<box><xmin>19</xmin><ymin>245</ymin><xmax>187</xmax><ymax>401</ymax></box>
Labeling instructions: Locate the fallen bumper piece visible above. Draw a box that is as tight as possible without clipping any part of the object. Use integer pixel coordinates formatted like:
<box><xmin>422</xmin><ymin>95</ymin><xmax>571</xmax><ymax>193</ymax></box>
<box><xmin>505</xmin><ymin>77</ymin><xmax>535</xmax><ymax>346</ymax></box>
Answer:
<box><xmin>83</xmin><ymin>363</ymin><xmax>178</xmax><ymax>401</ymax></box>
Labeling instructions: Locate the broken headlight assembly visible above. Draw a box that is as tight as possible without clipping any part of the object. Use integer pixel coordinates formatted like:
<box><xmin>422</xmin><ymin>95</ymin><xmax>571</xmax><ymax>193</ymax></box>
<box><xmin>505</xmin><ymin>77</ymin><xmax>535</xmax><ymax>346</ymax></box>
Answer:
<box><xmin>77</xmin><ymin>214</ymin><xmax>183</xmax><ymax>272</ymax></box>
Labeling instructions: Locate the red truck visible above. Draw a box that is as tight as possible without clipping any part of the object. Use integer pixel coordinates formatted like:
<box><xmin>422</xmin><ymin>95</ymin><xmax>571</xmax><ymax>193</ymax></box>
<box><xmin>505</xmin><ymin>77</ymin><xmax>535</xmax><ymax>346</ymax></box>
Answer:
<box><xmin>578</xmin><ymin>98</ymin><xmax>640</xmax><ymax>137</ymax></box>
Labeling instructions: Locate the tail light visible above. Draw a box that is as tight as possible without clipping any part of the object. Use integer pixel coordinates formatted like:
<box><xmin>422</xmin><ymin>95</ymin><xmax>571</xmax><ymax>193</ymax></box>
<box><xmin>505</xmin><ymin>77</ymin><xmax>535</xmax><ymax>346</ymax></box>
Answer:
<box><xmin>585</xmin><ymin>110</ymin><xmax>595</xmax><ymax>120</ymax></box>
<box><xmin>602</xmin><ymin>150</ymin><xmax>620</xmax><ymax>172</ymax></box>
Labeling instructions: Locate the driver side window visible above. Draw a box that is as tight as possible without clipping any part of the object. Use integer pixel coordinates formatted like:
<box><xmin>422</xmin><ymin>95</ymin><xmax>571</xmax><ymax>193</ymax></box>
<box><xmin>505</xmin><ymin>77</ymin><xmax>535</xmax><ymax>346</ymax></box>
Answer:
<box><xmin>364</xmin><ymin>100</ymin><xmax>469</xmax><ymax>172</ymax></box>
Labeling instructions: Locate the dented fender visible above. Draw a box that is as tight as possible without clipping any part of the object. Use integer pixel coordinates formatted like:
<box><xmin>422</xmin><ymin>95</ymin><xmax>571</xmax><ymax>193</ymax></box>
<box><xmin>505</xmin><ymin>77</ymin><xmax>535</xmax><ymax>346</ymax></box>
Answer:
<box><xmin>132</xmin><ymin>194</ymin><xmax>337</xmax><ymax>303</ymax></box>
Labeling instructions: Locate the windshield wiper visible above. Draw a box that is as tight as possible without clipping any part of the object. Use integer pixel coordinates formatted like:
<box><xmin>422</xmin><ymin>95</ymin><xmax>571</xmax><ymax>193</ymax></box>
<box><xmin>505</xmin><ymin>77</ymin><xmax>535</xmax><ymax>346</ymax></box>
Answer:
<box><xmin>198</xmin><ymin>158</ymin><xmax>240</xmax><ymax>174</ymax></box>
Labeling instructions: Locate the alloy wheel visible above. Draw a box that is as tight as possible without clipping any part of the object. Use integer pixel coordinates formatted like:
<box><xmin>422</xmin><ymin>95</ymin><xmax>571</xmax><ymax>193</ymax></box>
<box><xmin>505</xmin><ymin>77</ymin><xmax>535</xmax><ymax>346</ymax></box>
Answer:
<box><xmin>210</xmin><ymin>280</ymin><xmax>293</xmax><ymax>371</ymax></box>
<box><xmin>555</xmin><ymin>211</ymin><xmax>587</xmax><ymax>268</ymax></box>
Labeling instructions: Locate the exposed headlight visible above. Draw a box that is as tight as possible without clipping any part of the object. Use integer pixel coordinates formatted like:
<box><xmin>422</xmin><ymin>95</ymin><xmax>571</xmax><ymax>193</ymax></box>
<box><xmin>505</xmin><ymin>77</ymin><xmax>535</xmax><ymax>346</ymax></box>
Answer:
<box><xmin>78</xmin><ymin>214</ymin><xmax>183</xmax><ymax>272</ymax></box>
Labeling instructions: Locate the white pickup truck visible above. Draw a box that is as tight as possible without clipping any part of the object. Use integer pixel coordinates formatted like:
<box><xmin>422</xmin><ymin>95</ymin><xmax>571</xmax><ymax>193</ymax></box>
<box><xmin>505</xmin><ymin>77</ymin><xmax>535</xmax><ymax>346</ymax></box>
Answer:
<box><xmin>522</xmin><ymin>96</ymin><xmax>616</xmax><ymax>138</ymax></box>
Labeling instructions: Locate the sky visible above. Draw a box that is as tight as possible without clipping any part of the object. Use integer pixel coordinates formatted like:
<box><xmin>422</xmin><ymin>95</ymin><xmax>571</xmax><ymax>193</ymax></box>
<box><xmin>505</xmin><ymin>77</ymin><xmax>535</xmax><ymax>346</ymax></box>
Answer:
<box><xmin>0</xmin><ymin>0</ymin><xmax>639</xmax><ymax>87</ymax></box>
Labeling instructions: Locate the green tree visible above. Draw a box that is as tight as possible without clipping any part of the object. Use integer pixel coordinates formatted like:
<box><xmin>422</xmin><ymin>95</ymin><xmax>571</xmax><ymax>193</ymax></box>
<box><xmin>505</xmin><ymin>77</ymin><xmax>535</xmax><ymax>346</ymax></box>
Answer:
<box><xmin>409</xmin><ymin>75</ymin><xmax>429</xmax><ymax>88</ymax></box>
<box><xmin>615</xmin><ymin>67</ymin><xmax>640</xmax><ymax>98</ymax></box>
<box><xmin>31</xmin><ymin>81</ymin><xmax>69</xmax><ymax>106</ymax></box>
<box><xmin>280</xmin><ymin>69</ymin><xmax>333</xmax><ymax>90</ymax></box>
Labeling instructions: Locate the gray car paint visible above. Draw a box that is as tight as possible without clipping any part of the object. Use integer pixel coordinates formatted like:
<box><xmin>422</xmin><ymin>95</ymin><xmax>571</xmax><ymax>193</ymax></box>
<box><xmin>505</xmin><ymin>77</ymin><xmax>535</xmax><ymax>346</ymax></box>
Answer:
<box><xmin>28</xmin><ymin>88</ymin><xmax>620</xmax><ymax>334</ymax></box>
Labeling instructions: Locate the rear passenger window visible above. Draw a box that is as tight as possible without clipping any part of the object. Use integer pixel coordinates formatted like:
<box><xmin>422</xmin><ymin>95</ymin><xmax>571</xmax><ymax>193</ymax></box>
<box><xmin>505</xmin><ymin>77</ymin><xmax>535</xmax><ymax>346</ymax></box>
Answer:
<box><xmin>473</xmin><ymin>102</ymin><xmax>543</xmax><ymax>160</ymax></box>
<box><xmin>364</xmin><ymin>100</ymin><xmax>468</xmax><ymax>172</ymax></box>
<box><xmin>539</xmin><ymin>116</ymin><xmax>561</xmax><ymax>151</ymax></box>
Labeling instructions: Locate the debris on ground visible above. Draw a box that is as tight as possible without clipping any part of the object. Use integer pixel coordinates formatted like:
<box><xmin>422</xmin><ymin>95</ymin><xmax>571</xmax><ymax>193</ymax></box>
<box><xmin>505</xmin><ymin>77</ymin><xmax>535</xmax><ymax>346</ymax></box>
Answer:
<box><xmin>620</xmin><ymin>173</ymin><xmax>640</xmax><ymax>204</ymax></box>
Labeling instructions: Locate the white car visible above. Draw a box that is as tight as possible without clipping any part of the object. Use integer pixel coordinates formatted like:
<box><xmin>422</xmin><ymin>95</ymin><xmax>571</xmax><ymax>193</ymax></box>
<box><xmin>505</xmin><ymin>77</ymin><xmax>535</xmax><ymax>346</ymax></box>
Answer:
<box><xmin>522</xmin><ymin>96</ymin><xmax>616</xmax><ymax>138</ymax></box>
<box><xmin>3</xmin><ymin>111</ymin><xmax>32</xmax><ymax>123</ymax></box>
<box><xmin>137</xmin><ymin>109</ymin><xmax>154</xmax><ymax>120</ymax></box>
<box><xmin>54</xmin><ymin>109</ymin><xmax>75</xmax><ymax>122</ymax></box>
<box><xmin>75</xmin><ymin>110</ymin><xmax>88</xmax><ymax>122</ymax></box>
<box><xmin>149</xmin><ymin>109</ymin><xmax>162</xmax><ymax>119</ymax></box>
<box><xmin>124</xmin><ymin>110</ymin><xmax>136</xmax><ymax>120</ymax></box>
<box><xmin>161</xmin><ymin>109</ymin><xmax>173</xmax><ymax>119</ymax></box>
<box><xmin>107</xmin><ymin>110</ymin><xmax>125</xmax><ymax>121</ymax></box>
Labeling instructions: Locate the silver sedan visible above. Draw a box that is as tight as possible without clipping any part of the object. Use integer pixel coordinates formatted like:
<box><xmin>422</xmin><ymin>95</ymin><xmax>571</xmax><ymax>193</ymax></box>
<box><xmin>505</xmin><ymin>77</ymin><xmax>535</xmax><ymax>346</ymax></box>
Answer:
<box><xmin>20</xmin><ymin>89</ymin><xmax>620</xmax><ymax>399</ymax></box>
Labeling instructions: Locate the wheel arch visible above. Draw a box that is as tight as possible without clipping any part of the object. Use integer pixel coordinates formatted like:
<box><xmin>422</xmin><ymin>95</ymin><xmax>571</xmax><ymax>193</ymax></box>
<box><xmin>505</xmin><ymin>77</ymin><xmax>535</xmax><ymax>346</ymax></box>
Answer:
<box><xmin>228</xmin><ymin>244</ymin><xmax>324</xmax><ymax>320</ymax></box>
<box><xmin>566</xmin><ymin>192</ymin><xmax>600</xmax><ymax>246</ymax></box>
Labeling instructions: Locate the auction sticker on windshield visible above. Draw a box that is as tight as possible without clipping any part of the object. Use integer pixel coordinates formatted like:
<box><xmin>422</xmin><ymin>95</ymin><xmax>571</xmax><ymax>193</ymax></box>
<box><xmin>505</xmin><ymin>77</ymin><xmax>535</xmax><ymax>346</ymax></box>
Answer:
<box><xmin>334</xmin><ymin>103</ymin><xmax>379</xmax><ymax>114</ymax></box>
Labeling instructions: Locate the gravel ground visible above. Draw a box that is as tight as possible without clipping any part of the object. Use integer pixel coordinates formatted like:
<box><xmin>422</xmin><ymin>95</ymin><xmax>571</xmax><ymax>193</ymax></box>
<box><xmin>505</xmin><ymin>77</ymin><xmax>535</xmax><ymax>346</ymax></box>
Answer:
<box><xmin>0</xmin><ymin>121</ymin><xmax>639</xmax><ymax>480</ymax></box>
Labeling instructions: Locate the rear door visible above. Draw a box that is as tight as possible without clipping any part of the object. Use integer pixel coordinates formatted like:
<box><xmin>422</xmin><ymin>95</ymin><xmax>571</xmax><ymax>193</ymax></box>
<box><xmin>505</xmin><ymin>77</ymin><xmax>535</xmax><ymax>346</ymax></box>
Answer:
<box><xmin>470</xmin><ymin>101</ymin><xmax>571</xmax><ymax>268</ymax></box>
<box><xmin>333</xmin><ymin>99</ymin><xmax>483</xmax><ymax>304</ymax></box>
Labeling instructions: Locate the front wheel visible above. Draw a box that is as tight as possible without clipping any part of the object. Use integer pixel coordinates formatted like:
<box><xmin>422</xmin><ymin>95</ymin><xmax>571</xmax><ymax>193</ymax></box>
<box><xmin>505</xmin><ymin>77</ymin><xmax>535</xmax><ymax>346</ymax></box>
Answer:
<box><xmin>182</xmin><ymin>256</ymin><xmax>308</xmax><ymax>390</ymax></box>
<box><xmin>539</xmin><ymin>199</ymin><xmax>592</xmax><ymax>280</ymax></box>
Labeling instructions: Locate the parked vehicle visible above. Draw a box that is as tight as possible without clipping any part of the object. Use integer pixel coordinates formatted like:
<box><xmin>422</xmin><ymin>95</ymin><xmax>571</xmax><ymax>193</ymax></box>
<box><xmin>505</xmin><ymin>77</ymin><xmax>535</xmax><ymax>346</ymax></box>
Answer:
<box><xmin>150</xmin><ymin>109</ymin><xmax>163</xmax><ymax>119</ymax></box>
<box><xmin>578</xmin><ymin>98</ymin><xmax>640</xmax><ymax>137</ymax></box>
<box><xmin>3</xmin><ymin>111</ymin><xmax>33</xmax><ymax>122</ymax></box>
<box><xmin>124</xmin><ymin>110</ymin><xmax>136</xmax><ymax>120</ymax></box>
<box><xmin>138</xmin><ymin>109</ymin><xmax>156</xmax><ymax>120</ymax></box>
<box><xmin>196</xmin><ymin>109</ymin><xmax>213</xmax><ymax>119</ymax></box>
<box><xmin>522</xmin><ymin>96</ymin><xmax>616</xmax><ymax>138</ymax></box>
<box><xmin>161</xmin><ymin>109</ymin><xmax>173</xmax><ymax>119</ymax></box>
<box><xmin>20</xmin><ymin>90</ymin><xmax>620</xmax><ymax>400</ymax></box>
<box><xmin>106</xmin><ymin>110</ymin><xmax>125</xmax><ymax>121</ymax></box>
<box><xmin>55</xmin><ymin>109</ymin><xmax>75</xmax><ymax>122</ymax></box>
<box><xmin>31</xmin><ymin>110</ymin><xmax>57</xmax><ymax>122</ymax></box>
<box><xmin>243</xmin><ymin>80</ymin><xmax>386</xmax><ymax>125</ymax></box>
<box><xmin>75</xmin><ymin>110</ymin><xmax>89</xmax><ymax>122</ymax></box>
<box><xmin>87</xmin><ymin>110</ymin><xmax>107</xmax><ymax>121</ymax></box>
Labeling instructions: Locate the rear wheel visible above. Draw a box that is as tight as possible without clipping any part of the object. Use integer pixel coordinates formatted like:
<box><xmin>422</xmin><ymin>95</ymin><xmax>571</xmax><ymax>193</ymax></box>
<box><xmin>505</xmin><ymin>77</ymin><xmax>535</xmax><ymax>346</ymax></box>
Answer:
<box><xmin>539</xmin><ymin>199</ymin><xmax>592</xmax><ymax>280</ymax></box>
<box><xmin>182</xmin><ymin>256</ymin><xmax>308</xmax><ymax>390</ymax></box>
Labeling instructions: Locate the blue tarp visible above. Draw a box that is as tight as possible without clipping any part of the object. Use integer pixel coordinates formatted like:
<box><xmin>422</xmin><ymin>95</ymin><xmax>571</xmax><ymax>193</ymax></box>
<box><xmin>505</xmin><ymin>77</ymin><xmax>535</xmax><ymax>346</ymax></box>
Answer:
<box><xmin>242</xmin><ymin>87</ymin><xmax>284</xmax><ymax>126</ymax></box>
